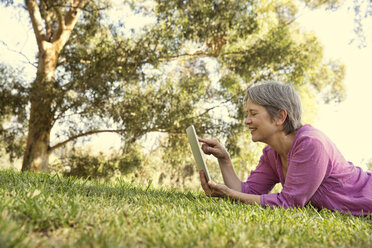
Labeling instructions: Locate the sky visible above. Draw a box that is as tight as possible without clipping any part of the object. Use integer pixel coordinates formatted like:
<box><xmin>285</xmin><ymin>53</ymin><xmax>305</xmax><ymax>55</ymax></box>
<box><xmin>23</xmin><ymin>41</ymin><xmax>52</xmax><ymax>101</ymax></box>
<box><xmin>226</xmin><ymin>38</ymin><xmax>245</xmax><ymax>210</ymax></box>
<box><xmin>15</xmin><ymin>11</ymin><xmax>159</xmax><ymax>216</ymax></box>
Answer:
<box><xmin>297</xmin><ymin>3</ymin><xmax>372</xmax><ymax>167</ymax></box>
<box><xmin>0</xmin><ymin>2</ymin><xmax>371</xmax><ymax>168</ymax></box>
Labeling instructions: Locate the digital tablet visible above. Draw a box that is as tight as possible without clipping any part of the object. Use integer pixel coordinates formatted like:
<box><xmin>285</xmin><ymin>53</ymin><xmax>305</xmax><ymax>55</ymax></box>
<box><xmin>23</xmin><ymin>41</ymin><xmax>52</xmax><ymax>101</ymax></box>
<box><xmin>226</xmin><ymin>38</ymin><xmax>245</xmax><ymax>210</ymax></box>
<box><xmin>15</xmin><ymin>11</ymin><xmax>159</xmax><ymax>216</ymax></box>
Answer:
<box><xmin>186</xmin><ymin>125</ymin><xmax>211</xmax><ymax>181</ymax></box>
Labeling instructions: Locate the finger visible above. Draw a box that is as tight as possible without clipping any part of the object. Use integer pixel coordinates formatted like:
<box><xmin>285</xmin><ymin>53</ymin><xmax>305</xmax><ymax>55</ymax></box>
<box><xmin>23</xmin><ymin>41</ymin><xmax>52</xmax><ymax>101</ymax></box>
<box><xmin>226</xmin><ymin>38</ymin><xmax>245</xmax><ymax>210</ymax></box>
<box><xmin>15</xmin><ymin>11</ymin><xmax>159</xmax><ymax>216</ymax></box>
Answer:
<box><xmin>208</xmin><ymin>181</ymin><xmax>224</xmax><ymax>193</ymax></box>
<box><xmin>207</xmin><ymin>181</ymin><xmax>226</xmax><ymax>197</ymax></box>
<box><xmin>200</xmin><ymin>170</ymin><xmax>206</xmax><ymax>183</ymax></box>
<box><xmin>208</xmin><ymin>180</ymin><xmax>217</xmax><ymax>188</ymax></box>
<box><xmin>200</xmin><ymin>171</ymin><xmax>212</xmax><ymax>194</ymax></box>
<box><xmin>204</xmin><ymin>145</ymin><xmax>220</xmax><ymax>155</ymax></box>
<box><xmin>201</xmin><ymin>143</ymin><xmax>213</xmax><ymax>155</ymax></box>
<box><xmin>202</xmin><ymin>145</ymin><xmax>223</xmax><ymax>157</ymax></box>
<box><xmin>198</xmin><ymin>138</ymin><xmax>218</xmax><ymax>146</ymax></box>
<box><xmin>208</xmin><ymin>181</ymin><xmax>221</xmax><ymax>193</ymax></box>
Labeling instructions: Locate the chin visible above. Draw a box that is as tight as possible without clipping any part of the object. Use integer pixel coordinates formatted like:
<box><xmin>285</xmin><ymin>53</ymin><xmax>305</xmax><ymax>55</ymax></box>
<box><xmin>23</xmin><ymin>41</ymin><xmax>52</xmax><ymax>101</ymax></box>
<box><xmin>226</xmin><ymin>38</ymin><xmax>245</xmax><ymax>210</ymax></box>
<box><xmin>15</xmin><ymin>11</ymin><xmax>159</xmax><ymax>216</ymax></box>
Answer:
<box><xmin>251</xmin><ymin>135</ymin><xmax>259</xmax><ymax>143</ymax></box>
<box><xmin>251</xmin><ymin>134</ymin><xmax>264</xmax><ymax>143</ymax></box>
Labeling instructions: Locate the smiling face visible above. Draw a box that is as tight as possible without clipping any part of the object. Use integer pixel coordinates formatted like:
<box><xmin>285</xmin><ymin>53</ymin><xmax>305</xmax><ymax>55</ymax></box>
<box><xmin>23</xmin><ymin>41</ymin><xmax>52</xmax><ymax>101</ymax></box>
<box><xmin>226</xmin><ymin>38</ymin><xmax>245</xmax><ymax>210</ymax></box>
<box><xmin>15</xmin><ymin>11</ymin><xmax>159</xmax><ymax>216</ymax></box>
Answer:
<box><xmin>244</xmin><ymin>100</ymin><xmax>282</xmax><ymax>143</ymax></box>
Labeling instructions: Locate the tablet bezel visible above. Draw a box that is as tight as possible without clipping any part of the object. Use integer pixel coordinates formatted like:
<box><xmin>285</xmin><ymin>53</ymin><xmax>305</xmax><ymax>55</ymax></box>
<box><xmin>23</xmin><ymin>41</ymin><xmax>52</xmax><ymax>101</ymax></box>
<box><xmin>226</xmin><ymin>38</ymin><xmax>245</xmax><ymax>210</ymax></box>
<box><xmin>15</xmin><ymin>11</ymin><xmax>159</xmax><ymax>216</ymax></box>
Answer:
<box><xmin>186</xmin><ymin>125</ymin><xmax>211</xmax><ymax>181</ymax></box>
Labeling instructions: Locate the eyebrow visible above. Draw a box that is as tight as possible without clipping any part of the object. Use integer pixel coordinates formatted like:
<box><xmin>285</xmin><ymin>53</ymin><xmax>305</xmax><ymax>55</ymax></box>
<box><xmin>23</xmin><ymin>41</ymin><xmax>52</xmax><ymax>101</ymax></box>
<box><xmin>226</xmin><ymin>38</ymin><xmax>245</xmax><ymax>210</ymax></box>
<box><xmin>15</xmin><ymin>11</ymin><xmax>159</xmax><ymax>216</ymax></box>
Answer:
<box><xmin>245</xmin><ymin>109</ymin><xmax>258</xmax><ymax>114</ymax></box>
<box><xmin>246</xmin><ymin>107</ymin><xmax>259</xmax><ymax>112</ymax></box>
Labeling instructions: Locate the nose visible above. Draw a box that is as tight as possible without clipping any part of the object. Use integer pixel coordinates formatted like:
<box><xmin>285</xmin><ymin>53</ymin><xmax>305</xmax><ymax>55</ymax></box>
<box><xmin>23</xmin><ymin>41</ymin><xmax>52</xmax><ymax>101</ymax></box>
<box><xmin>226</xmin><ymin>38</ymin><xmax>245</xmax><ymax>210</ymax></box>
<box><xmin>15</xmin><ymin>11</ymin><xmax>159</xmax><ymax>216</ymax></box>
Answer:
<box><xmin>244</xmin><ymin>116</ymin><xmax>251</xmax><ymax>125</ymax></box>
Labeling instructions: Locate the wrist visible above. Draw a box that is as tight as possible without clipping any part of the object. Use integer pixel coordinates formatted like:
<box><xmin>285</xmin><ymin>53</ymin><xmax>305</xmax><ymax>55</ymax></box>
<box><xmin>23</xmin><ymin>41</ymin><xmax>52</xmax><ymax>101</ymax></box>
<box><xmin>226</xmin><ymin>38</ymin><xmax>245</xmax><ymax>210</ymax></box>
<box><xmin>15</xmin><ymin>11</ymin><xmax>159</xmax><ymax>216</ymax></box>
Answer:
<box><xmin>226</xmin><ymin>187</ymin><xmax>238</xmax><ymax>199</ymax></box>
<box><xmin>218</xmin><ymin>155</ymin><xmax>232</xmax><ymax>166</ymax></box>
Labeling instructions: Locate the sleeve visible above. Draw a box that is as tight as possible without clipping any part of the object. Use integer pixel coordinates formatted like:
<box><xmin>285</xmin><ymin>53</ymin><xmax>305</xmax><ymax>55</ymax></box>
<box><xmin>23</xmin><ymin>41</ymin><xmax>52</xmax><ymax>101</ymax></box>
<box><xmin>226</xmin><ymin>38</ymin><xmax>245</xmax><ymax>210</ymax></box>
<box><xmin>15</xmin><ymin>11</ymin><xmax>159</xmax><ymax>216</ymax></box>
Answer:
<box><xmin>260</xmin><ymin>137</ymin><xmax>329</xmax><ymax>208</ymax></box>
<box><xmin>241</xmin><ymin>147</ymin><xmax>280</xmax><ymax>195</ymax></box>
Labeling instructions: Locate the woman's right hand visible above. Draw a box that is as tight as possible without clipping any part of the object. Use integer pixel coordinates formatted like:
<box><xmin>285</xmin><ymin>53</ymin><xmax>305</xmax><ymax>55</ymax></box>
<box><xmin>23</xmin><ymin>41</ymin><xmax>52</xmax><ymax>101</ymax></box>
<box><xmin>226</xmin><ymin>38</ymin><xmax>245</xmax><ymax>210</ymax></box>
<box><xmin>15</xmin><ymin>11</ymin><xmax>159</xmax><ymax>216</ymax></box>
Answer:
<box><xmin>198</xmin><ymin>137</ymin><xmax>230</xmax><ymax>161</ymax></box>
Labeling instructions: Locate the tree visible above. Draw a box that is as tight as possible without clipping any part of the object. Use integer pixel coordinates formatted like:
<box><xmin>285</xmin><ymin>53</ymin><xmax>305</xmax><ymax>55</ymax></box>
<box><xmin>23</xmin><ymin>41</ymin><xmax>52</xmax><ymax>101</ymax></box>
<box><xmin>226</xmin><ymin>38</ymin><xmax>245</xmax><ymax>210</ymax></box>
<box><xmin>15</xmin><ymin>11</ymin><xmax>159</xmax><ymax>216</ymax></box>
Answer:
<box><xmin>0</xmin><ymin>64</ymin><xmax>28</xmax><ymax>162</ymax></box>
<box><xmin>0</xmin><ymin>0</ymin><xmax>345</xmax><ymax>172</ymax></box>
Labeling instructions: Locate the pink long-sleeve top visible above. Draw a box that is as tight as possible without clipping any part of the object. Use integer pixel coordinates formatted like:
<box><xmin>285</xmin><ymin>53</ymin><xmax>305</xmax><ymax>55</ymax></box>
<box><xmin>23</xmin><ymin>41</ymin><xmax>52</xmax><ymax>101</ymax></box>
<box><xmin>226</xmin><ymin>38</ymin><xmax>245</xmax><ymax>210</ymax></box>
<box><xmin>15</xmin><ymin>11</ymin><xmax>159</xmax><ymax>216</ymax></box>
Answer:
<box><xmin>241</xmin><ymin>124</ymin><xmax>372</xmax><ymax>215</ymax></box>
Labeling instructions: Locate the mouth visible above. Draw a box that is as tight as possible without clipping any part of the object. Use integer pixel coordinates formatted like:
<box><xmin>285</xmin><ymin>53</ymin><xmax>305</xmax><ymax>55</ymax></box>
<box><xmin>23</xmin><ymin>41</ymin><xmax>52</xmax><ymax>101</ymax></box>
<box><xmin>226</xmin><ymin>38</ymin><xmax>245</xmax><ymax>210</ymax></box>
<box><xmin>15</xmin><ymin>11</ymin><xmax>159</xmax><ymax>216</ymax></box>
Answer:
<box><xmin>249</xmin><ymin>127</ymin><xmax>256</xmax><ymax>134</ymax></box>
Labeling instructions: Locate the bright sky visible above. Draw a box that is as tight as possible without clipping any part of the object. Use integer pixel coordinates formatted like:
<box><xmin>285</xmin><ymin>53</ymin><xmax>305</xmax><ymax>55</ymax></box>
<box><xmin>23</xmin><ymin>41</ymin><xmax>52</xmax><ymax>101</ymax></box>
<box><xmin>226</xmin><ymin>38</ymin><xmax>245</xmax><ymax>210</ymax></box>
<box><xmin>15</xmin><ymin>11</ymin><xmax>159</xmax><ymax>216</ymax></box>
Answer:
<box><xmin>297</xmin><ymin>3</ymin><xmax>372</xmax><ymax>167</ymax></box>
<box><xmin>0</xmin><ymin>2</ymin><xmax>371</xmax><ymax>167</ymax></box>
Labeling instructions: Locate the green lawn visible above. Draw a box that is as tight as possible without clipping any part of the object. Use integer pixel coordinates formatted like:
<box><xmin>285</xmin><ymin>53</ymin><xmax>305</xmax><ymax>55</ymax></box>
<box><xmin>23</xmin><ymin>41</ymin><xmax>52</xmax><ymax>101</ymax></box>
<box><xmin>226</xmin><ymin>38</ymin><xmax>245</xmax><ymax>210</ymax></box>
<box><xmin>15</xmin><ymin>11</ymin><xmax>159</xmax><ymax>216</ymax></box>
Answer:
<box><xmin>0</xmin><ymin>169</ymin><xmax>371</xmax><ymax>247</ymax></box>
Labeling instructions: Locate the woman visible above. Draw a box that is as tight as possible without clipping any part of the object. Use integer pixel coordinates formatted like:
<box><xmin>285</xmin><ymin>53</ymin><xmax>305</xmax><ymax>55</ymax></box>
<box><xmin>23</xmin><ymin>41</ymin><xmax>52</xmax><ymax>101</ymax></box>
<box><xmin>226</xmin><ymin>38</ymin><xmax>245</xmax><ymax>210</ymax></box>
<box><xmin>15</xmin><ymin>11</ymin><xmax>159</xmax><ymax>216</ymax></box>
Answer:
<box><xmin>199</xmin><ymin>81</ymin><xmax>372</xmax><ymax>215</ymax></box>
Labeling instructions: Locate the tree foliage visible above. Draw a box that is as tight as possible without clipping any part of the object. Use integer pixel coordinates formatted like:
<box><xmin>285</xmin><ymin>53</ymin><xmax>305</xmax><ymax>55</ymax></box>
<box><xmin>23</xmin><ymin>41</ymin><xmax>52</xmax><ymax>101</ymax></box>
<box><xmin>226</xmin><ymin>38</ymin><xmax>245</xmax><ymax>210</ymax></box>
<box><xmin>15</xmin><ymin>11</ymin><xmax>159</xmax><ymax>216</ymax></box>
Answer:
<box><xmin>0</xmin><ymin>64</ymin><xmax>28</xmax><ymax>162</ymax></box>
<box><xmin>0</xmin><ymin>0</ymin><xmax>345</xmax><ymax>174</ymax></box>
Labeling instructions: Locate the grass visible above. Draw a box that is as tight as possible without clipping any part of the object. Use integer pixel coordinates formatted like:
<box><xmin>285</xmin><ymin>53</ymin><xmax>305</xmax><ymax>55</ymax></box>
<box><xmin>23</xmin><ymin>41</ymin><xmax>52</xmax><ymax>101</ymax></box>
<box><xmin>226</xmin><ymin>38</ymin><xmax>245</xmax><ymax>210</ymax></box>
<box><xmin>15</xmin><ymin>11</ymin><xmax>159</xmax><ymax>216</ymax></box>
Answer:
<box><xmin>0</xmin><ymin>169</ymin><xmax>371</xmax><ymax>247</ymax></box>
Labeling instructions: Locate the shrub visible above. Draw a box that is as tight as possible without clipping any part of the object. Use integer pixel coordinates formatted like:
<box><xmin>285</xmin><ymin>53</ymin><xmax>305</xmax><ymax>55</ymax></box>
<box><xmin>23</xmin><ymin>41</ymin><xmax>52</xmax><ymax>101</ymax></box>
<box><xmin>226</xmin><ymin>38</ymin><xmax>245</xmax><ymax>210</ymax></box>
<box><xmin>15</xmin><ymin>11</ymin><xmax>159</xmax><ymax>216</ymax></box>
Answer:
<box><xmin>50</xmin><ymin>145</ymin><xmax>143</xmax><ymax>180</ymax></box>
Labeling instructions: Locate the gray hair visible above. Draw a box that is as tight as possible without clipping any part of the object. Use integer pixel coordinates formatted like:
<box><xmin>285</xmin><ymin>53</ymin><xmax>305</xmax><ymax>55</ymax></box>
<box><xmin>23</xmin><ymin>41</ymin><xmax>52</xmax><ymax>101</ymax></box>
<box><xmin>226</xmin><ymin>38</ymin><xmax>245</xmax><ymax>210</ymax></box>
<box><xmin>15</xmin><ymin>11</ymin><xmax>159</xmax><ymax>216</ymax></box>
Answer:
<box><xmin>245</xmin><ymin>81</ymin><xmax>302</xmax><ymax>134</ymax></box>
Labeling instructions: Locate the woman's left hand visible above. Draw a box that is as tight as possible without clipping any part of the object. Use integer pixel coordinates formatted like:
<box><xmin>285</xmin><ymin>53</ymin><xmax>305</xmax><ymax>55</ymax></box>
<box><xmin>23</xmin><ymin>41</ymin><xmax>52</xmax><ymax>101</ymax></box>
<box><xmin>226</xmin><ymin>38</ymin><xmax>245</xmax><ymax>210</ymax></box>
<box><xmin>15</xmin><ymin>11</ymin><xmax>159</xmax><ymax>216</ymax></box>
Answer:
<box><xmin>200</xmin><ymin>170</ymin><xmax>232</xmax><ymax>198</ymax></box>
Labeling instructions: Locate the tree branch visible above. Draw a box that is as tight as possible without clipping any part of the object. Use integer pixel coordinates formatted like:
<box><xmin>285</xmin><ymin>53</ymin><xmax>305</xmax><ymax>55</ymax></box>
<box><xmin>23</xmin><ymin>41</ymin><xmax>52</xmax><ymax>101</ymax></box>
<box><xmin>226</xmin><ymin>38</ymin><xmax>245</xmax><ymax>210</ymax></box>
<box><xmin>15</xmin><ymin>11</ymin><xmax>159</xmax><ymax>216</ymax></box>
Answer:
<box><xmin>198</xmin><ymin>97</ymin><xmax>236</xmax><ymax>118</ymax></box>
<box><xmin>51</xmin><ymin>106</ymin><xmax>89</xmax><ymax>126</ymax></box>
<box><xmin>0</xmin><ymin>40</ymin><xmax>37</xmax><ymax>68</ymax></box>
<box><xmin>48</xmin><ymin>128</ymin><xmax>126</xmax><ymax>153</ymax></box>
<box><xmin>65</xmin><ymin>0</ymin><xmax>85</xmax><ymax>27</ymax></box>
<box><xmin>51</xmin><ymin>4</ymin><xmax>64</xmax><ymax>43</ymax></box>
<box><xmin>49</xmin><ymin>3</ymin><xmax>107</xmax><ymax>12</ymax></box>
<box><xmin>143</xmin><ymin>49</ymin><xmax>254</xmax><ymax>65</ymax></box>
<box><xmin>41</xmin><ymin>0</ymin><xmax>53</xmax><ymax>41</ymax></box>
<box><xmin>52</xmin><ymin>0</ymin><xmax>84</xmax><ymax>51</ymax></box>
<box><xmin>25</xmin><ymin>0</ymin><xmax>46</xmax><ymax>46</ymax></box>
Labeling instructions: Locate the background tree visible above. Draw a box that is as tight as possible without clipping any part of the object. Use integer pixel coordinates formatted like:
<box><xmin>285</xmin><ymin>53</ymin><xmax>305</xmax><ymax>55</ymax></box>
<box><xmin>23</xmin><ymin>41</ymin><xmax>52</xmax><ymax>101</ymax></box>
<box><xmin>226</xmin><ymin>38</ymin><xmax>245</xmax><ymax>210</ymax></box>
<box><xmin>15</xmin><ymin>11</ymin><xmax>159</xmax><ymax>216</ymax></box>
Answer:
<box><xmin>0</xmin><ymin>0</ymin><xmax>345</xmax><ymax>173</ymax></box>
<box><xmin>0</xmin><ymin>64</ymin><xmax>28</xmax><ymax>163</ymax></box>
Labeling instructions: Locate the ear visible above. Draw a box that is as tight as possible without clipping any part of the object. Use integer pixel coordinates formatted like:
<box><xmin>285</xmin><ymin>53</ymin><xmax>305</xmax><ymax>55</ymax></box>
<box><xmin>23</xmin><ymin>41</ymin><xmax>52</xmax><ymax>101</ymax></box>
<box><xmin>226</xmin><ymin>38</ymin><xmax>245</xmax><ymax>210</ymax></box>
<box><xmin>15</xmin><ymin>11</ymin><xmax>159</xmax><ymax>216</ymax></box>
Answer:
<box><xmin>275</xmin><ymin>109</ymin><xmax>287</xmax><ymax>126</ymax></box>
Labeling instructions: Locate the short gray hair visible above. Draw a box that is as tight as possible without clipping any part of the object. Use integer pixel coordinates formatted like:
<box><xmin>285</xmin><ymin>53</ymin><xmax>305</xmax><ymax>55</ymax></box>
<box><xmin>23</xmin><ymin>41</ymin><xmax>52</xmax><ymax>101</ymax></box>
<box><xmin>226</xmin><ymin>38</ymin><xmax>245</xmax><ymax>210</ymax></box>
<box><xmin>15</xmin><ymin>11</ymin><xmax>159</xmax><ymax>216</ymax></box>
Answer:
<box><xmin>245</xmin><ymin>81</ymin><xmax>302</xmax><ymax>134</ymax></box>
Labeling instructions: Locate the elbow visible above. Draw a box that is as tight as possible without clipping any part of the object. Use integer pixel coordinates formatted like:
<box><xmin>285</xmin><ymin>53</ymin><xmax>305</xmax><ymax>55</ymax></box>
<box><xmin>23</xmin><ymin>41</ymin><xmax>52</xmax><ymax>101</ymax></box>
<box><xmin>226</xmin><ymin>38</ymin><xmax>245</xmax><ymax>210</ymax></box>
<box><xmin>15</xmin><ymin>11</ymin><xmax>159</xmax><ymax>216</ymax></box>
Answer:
<box><xmin>284</xmin><ymin>195</ymin><xmax>308</xmax><ymax>208</ymax></box>
<box><xmin>291</xmin><ymin>200</ymin><xmax>307</xmax><ymax>208</ymax></box>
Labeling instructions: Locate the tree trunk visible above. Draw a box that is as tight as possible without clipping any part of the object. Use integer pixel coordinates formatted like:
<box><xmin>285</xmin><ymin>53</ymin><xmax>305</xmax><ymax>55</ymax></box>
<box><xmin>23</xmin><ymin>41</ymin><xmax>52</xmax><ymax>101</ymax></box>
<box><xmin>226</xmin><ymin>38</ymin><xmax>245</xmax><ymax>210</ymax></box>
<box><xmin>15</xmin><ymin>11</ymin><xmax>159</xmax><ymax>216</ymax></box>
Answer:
<box><xmin>21</xmin><ymin>45</ymin><xmax>57</xmax><ymax>172</ymax></box>
<box><xmin>21</xmin><ymin>0</ymin><xmax>84</xmax><ymax>171</ymax></box>
<box><xmin>21</xmin><ymin>108</ymin><xmax>52</xmax><ymax>171</ymax></box>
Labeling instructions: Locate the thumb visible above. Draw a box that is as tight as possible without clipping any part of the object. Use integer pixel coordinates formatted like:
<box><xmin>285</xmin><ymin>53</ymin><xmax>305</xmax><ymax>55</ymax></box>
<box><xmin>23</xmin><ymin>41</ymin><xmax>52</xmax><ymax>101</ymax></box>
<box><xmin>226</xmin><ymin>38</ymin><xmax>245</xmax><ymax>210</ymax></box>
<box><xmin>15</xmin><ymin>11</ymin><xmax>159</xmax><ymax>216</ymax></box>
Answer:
<box><xmin>208</xmin><ymin>180</ymin><xmax>217</xmax><ymax>187</ymax></box>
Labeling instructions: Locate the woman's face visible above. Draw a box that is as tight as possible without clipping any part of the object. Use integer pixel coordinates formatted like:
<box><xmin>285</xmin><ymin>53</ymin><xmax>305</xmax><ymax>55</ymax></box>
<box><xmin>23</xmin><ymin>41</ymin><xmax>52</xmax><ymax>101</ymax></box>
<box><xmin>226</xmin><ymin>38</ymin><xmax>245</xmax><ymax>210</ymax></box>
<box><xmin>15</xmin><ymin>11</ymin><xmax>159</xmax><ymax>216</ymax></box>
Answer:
<box><xmin>244</xmin><ymin>100</ymin><xmax>280</xmax><ymax>143</ymax></box>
